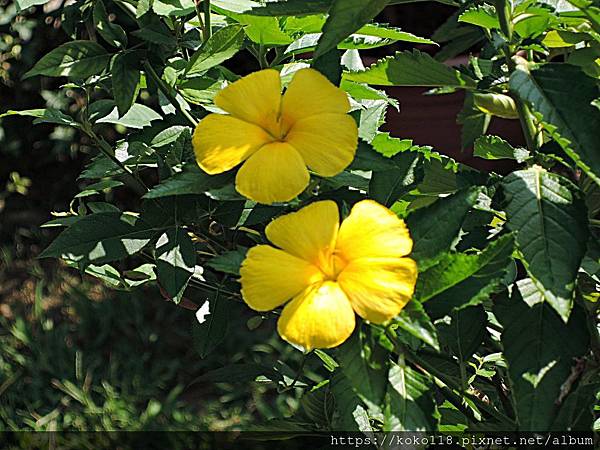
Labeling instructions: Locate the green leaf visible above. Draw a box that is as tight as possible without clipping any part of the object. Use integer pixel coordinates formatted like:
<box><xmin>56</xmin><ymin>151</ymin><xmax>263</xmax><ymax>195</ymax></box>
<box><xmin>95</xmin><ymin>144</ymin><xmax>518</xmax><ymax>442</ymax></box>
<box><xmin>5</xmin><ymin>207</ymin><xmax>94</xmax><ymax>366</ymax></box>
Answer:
<box><xmin>406</xmin><ymin>187</ymin><xmax>481</xmax><ymax>268</ymax></box>
<box><xmin>75</xmin><ymin>180</ymin><xmax>124</xmax><ymax>198</ymax></box>
<box><xmin>369</xmin><ymin>152</ymin><xmax>423</xmax><ymax>207</ymax></box>
<box><xmin>458</xmin><ymin>4</ymin><xmax>500</xmax><ymax>29</ymax></box>
<box><xmin>39</xmin><ymin>212</ymin><xmax>155</xmax><ymax>267</ymax></box>
<box><xmin>191</xmin><ymin>363</ymin><xmax>277</xmax><ymax>383</ymax></box>
<box><xmin>502</xmin><ymin>166</ymin><xmax>589</xmax><ymax>322</ymax></box>
<box><xmin>234</xmin><ymin>15</ymin><xmax>293</xmax><ymax>45</ymax></box>
<box><xmin>153</xmin><ymin>0</ymin><xmax>195</xmax><ymax>16</ymax></box>
<box><xmin>213</xmin><ymin>0</ymin><xmax>332</xmax><ymax>15</ymax></box>
<box><xmin>15</xmin><ymin>0</ymin><xmax>48</xmax><ymax>11</ymax></box>
<box><xmin>23</xmin><ymin>41</ymin><xmax>110</xmax><ymax>79</ymax></box>
<box><xmin>206</xmin><ymin>248</ymin><xmax>248</xmax><ymax>275</ymax></box>
<box><xmin>344</xmin><ymin>50</ymin><xmax>477</xmax><ymax>88</ymax></box>
<box><xmin>88</xmin><ymin>100</ymin><xmax>161</xmax><ymax>129</ymax></box>
<box><xmin>185</xmin><ymin>24</ymin><xmax>246</xmax><ymax>76</ymax></box>
<box><xmin>392</xmin><ymin>300</ymin><xmax>439</xmax><ymax>350</ymax></box>
<box><xmin>510</xmin><ymin>63</ymin><xmax>600</xmax><ymax>185</ymax></box>
<box><xmin>93</xmin><ymin>0</ymin><xmax>128</xmax><ymax>48</ymax></box>
<box><xmin>0</xmin><ymin>108</ymin><xmax>77</xmax><ymax>127</ymax></box>
<box><xmin>155</xmin><ymin>227</ymin><xmax>196</xmax><ymax>304</ymax></box>
<box><xmin>458</xmin><ymin>91</ymin><xmax>491</xmax><ymax>150</ymax></box>
<box><xmin>192</xmin><ymin>293</ymin><xmax>231</xmax><ymax>358</ymax></box>
<box><xmin>313</xmin><ymin>0</ymin><xmax>390</xmax><ymax>59</ymax></box>
<box><xmin>329</xmin><ymin>370</ymin><xmax>372</xmax><ymax>431</ymax></box>
<box><xmin>144</xmin><ymin>166</ymin><xmax>231</xmax><ymax>198</ymax></box>
<box><xmin>474</xmin><ymin>135</ymin><xmax>529</xmax><ymax>162</ymax></box>
<box><xmin>418</xmin><ymin>235</ymin><xmax>514</xmax><ymax>318</ymax></box>
<box><xmin>336</xmin><ymin>327</ymin><xmax>388</xmax><ymax>414</ymax></box>
<box><xmin>112</xmin><ymin>53</ymin><xmax>142</xmax><ymax>116</ymax></box>
<box><xmin>494</xmin><ymin>290</ymin><xmax>590</xmax><ymax>431</ymax></box>
<box><xmin>384</xmin><ymin>361</ymin><xmax>437</xmax><ymax>431</ymax></box>
<box><xmin>437</xmin><ymin>305</ymin><xmax>486</xmax><ymax>361</ymax></box>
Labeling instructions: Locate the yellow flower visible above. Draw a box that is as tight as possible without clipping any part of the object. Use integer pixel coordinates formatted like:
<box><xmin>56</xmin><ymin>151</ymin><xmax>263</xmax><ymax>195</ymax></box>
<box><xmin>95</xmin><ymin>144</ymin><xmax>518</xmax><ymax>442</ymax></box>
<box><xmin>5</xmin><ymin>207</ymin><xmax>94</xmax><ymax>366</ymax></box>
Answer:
<box><xmin>239</xmin><ymin>200</ymin><xmax>418</xmax><ymax>350</ymax></box>
<box><xmin>192</xmin><ymin>68</ymin><xmax>358</xmax><ymax>205</ymax></box>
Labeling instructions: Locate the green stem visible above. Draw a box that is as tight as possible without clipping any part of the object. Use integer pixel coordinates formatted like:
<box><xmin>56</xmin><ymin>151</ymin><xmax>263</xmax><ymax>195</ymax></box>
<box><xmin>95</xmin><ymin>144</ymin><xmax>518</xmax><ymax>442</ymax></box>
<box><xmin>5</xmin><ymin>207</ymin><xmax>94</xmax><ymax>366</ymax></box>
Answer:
<box><xmin>194</xmin><ymin>0</ymin><xmax>207</xmax><ymax>41</ymax></box>
<box><xmin>203</xmin><ymin>0</ymin><xmax>211</xmax><ymax>40</ymax></box>
<box><xmin>494</xmin><ymin>0</ymin><xmax>541</xmax><ymax>153</ymax></box>
<box><xmin>143</xmin><ymin>61</ymin><xmax>198</xmax><ymax>127</ymax></box>
<box><xmin>84</xmin><ymin>127</ymin><xmax>149</xmax><ymax>192</ymax></box>
<box><xmin>386</xmin><ymin>328</ymin><xmax>516</xmax><ymax>427</ymax></box>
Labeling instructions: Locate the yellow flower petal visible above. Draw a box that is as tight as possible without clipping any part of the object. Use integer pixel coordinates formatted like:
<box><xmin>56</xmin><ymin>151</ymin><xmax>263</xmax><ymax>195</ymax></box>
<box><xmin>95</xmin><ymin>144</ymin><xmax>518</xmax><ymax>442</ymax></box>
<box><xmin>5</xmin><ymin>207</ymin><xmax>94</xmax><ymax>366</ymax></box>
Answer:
<box><xmin>235</xmin><ymin>141</ymin><xmax>310</xmax><ymax>204</ymax></box>
<box><xmin>338</xmin><ymin>257</ymin><xmax>418</xmax><ymax>324</ymax></box>
<box><xmin>285</xmin><ymin>113</ymin><xmax>358</xmax><ymax>176</ymax></box>
<box><xmin>240</xmin><ymin>245</ymin><xmax>323</xmax><ymax>311</ymax></box>
<box><xmin>214</xmin><ymin>69</ymin><xmax>282</xmax><ymax>133</ymax></box>
<box><xmin>336</xmin><ymin>200</ymin><xmax>413</xmax><ymax>261</ymax></box>
<box><xmin>265</xmin><ymin>200</ymin><xmax>339</xmax><ymax>265</ymax></box>
<box><xmin>277</xmin><ymin>281</ymin><xmax>355</xmax><ymax>350</ymax></box>
<box><xmin>193</xmin><ymin>114</ymin><xmax>272</xmax><ymax>174</ymax></box>
<box><xmin>281</xmin><ymin>68</ymin><xmax>350</xmax><ymax>128</ymax></box>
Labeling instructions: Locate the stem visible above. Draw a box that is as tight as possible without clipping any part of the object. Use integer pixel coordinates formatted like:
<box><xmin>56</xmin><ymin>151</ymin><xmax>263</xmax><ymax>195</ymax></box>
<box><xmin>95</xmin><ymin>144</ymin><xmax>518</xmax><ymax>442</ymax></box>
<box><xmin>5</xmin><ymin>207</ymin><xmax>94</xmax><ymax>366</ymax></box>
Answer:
<box><xmin>386</xmin><ymin>328</ymin><xmax>516</xmax><ymax>427</ymax></box>
<box><xmin>142</xmin><ymin>61</ymin><xmax>198</xmax><ymax>127</ymax></box>
<box><xmin>203</xmin><ymin>0</ymin><xmax>211</xmax><ymax>40</ymax></box>
<box><xmin>494</xmin><ymin>0</ymin><xmax>541</xmax><ymax>153</ymax></box>
<box><xmin>194</xmin><ymin>0</ymin><xmax>207</xmax><ymax>41</ymax></box>
<box><xmin>84</xmin><ymin>128</ymin><xmax>149</xmax><ymax>192</ymax></box>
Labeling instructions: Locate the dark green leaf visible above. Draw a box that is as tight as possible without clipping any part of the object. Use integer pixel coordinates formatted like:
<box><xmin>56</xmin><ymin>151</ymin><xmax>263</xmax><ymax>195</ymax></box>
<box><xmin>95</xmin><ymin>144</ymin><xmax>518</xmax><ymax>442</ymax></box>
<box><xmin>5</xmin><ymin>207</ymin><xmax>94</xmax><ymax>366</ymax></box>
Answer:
<box><xmin>93</xmin><ymin>0</ymin><xmax>128</xmax><ymax>48</ymax></box>
<box><xmin>494</xmin><ymin>290</ymin><xmax>590</xmax><ymax>431</ymax></box>
<box><xmin>192</xmin><ymin>293</ymin><xmax>230</xmax><ymax>358</ymax></box>
<box><xmin>314</xmin><ymin>0</ymin><xmax>389</xmax><ymax>59</ymax></box>
<box><xmin>112</xmin><ymin>53</ymin><xmax>142</xmax><ymax>116</ymax></box>
<box><xmin>510</xmin><ymin>63</ymin><xmax>600</xmax><ymax>184</ymax></box>
<box><xmin>502</xmin><ymin>166</ymin><xmax>589</xmax><ymax>321</ymax></box>
<box><xmin>392</xmin><ymin>300</ymin><xmax>439</xmax><ymax>350</ymax></box>
<box><xmin>437</xmin><ymin>305</ymin><xmax>486</xmax><ymax>361</ymax></box>
<box><xmin>185</xmin><ymin>24</ymin><xmax>246</xmax><ymax>76</ymax></box>
<box><xmin>369</xmin><ymin>152</ymin><xmax>423</xmax><ymax>206</ymax></box>
<box><xmin>155</xmin><ymin>227</ymin><xmax>196</xmax><ymax>303</ymax></box>
<box><xmin>474</xmin><ymin>135</ymin><xmax>529</xmax><ymax>162</ymax></box>
<box><xmin>144</xmin><ymin>166</ymin><xmax>231</xmax><ymax>198</ymax></box>
<box><xmin>39</xmin><ymin>212</ymin><xmax>156</xmax><ymax>266</ymax></box>
<box><xmin>23</xmin><ymin>41</ymin><xmax>110</xmax><ymax>79</ymax></box>
<box><xmin>406</xmin><ymin>187</ymin><xmax>481</xmax><ymax>268</ymax></box>
<box><xmin>384</xmin><ymin>361</ymin><xmax>437</xmax><ymax>431</ymax></box>
<box><xmin>206</xmin><ymin>248</ymin><xmax>248</xmax><ymax>275</ymax></box>
<box><xmin>344</xmin><ymin>50</ymin><xmax>477</xmax><ymax>87</ymax></box>
<box><xmin>418</xmin><ymin>235</ymin><xmax>514</xmax><ymax>318</ymax></box>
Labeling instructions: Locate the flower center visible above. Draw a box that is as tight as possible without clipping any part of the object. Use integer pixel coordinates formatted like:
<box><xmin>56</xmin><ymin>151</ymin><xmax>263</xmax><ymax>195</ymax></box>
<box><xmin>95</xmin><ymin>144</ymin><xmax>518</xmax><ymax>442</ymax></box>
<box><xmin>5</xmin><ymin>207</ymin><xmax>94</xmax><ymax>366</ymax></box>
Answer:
<box><xmin>317</xmin><ymin>248</ymin><xmax>348</xmax><ymax>281</ymax></box>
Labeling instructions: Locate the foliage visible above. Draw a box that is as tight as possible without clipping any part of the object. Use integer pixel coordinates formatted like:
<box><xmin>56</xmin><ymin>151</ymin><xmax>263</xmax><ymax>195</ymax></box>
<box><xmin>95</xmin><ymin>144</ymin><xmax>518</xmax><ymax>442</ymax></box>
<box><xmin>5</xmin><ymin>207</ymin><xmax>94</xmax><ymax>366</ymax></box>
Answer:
<box><xmin>3</xmin><ymin>0</ymin><xmax>599</xmax><ymax>434</ymax></box>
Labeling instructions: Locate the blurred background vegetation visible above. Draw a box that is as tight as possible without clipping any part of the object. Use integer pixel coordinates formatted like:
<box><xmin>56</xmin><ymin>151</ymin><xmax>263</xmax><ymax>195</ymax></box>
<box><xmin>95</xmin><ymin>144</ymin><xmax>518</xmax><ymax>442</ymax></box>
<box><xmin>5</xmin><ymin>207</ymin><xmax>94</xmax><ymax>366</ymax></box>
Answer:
<box><xmin>0</xmin><ymin>0</ymin><xmax>455</xmax><ymax>432</ymax></box>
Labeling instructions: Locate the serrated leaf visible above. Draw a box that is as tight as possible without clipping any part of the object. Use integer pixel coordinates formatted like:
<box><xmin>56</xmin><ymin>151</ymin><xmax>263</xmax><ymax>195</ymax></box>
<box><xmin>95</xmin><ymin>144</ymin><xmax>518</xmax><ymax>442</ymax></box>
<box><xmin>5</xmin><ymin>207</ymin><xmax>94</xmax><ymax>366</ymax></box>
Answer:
<box><xmin>39</xmin><ymin>212</ymin><xmax>155</xmax><ymax>267</ymax></box>
<box><xmin>502</xmin><ymin>166</ymin><xmax>589</xmax><ymax>321</ymax></box>
<box><xmin>93</xmin><ymin>0</ymin><xmax>128</xmax><ymax>48</ymax></box>
<box><xmin>212</xmin><ymin>0</ymin><xmax>332</xmax><ymax>15</ymax></box>
<box><xmin>384</xmin><ymin>361</ymin><xmax>437</xmax><ymax>431</ymax></box>
<box><xmin>510</xmin><ymin>63</ymin><xmax>600</xmax><ymax>185</ymax></box>
<box><xmin>144</xmin><ymin>166</ymin><xmax>231</xmax><ymax>198</ymax></box>
<box><xmin>392</xmin><ymin>300</ymin><xmax>439</xmax><ymax>350</ymax></box>
<box><xmin>369</xmin><ymin>152</ymin><xmax>423</xmax><ymax>207</ymax></box>
<box><xmin>314</xmin><ymin>0</ymin><xmax>390</xmax><ymax>59</ymax></box>
<box><xmin>155</xmin><ymin>227</ymin><xmax>196</xmax><ymax>303</ymax></box>
<box><xmin>185</xmin><ymin>24</ymin><xmax>246</xmax><ymax>76</ymax></box>
<box><xmin>23</xmin><ymin>41</ymin><xmax>110</xmax><ymax>79</ymax></box>
<box><xmin>494</xmin><ymin>290</ymin><xmax>590</xmax><ymax>431</ymax></box>
<box><xmin>192</xmin><ymin>293</ymin><xmax>230</xmax><ymax>358</ymax></box>
<box><xmin>437</xmin><ymin>305</ymin><xmax>486</xmax><ymax>361</ymax></box>
<box><xmin>344</xmin><ymin>50</ymin><xmax>477</xmax><ymax>88</ymax></box>
<box><xmin>418</xmin><ymin>235</ymin><xmax>514</xmax><ymax>318</ymax></box>
<box><xmin>474</xmin><ymin>135</ymin><xmax>529</xmax><ymax>162</ymax></box>
<box><xmin>88</xmin><ymin>100</ymin><xmax>161</xmax><ymax>129</ymax></box>
<box><xmin>112</xmin><ymin>53</ymin><xmax>141</xmax><ymax>116</ymax></box>
<box><xmin>406</xmin><ymin>187</ymin><xmax>481</xmax><ymax>268</ymax></box>
<box><xmin>458</xmin><ymin>4</ymin><xmax>500</xmax><ymax>29</ymax></box>
<box><xmin>206</xmin><ymin>248</ymin><xmax>248</xmax><ymax>275</ymax></box>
